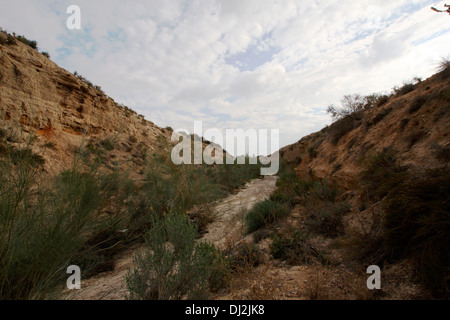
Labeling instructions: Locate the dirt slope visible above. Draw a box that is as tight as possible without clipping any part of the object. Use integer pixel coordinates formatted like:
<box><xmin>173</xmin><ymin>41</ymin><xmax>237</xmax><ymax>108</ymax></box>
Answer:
<box><xmin>280</xmin><ymin>72</ymin><xmax>449</xmax><ymax>188</ymax></box>
<box><xmin>0</xmin><ymin>35</ymin><xmax>172</xmax><ymax>176</ymax></box>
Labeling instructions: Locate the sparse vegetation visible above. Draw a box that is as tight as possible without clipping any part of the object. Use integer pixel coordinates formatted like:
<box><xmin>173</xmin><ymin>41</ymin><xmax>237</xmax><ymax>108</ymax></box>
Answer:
<box><xmin>305</xmin><ymin>202</ymin><xmax>350</xmax><ymax>238</ymax></box>
<box><xmin>0</xmin><ymin>30</ymin><xmax>38</xmax><ymax>49</ymax></box>
<box><xmin>408</xmin><ymin>96</ymin><xmax>427</xmax><ymax>114</ymax></box>
<box><xmin>327</xmin><ymin>93</ymin><xmax>388</xmax><ymax>121</ymax></box>
<box><xmin>359</xmin><ymin>148</ymin><xmax>408</xmax><ymax>201</ymax></box>
<box><xmin>245</xmin><ymin>199</ymin><xmax>290</xmax><ymax>233</ymax></box>
<box><xmin>437</xmin><ymin>57</ymin><xmax>450</xmax><ymax>78</ymax></box>
<box><xmin>227</xmin><ymin>243</ymin><xmax>264</xmax><ymax>271</ymax></box>
<box><xmin>328</xmin><ymin>115</ymin><xmax>360</xmax><ymax>145</ymax></box>
<box><xmin>125</xmin><ymin>213</ymin><xmax>230</xmax><ymax>300</ymax></box>
<box><xmin>370</xmin><ymin>107</ymin><xmax>393</xmax><ymax>126</ymax></box>
<box><xmin>382</xmin><ymin>168</ymin><xmax>450</xmax><ymax>298</ymax></box>
<box><xmin>392</xmin><ymin>81</ymin><xmax>416</xmax><ymax>96</ymax></box>
<box><xmin>270</xmin><ymin>230</ymin><xmax>325</xmax><ymax>265</ymax></box>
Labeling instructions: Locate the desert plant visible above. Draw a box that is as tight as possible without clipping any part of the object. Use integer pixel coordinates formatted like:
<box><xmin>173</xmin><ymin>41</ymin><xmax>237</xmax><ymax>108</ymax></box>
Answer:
<box><xmin>270</xmin><ymin>230</ymin><xmax>325</xmax><ymax>265</ymax></box>
<box><xmin>0</xmin><ymin>129</ymin><xmax>136</xmax><ymax>299</ymax></box>
<box><xmin>437</xmin><ymin>57</ymin><xmax>450</xmax><ymax>78</ymax></box>
<box><xmin>245</xmin><ymin>199</ymin><xmax>290</xmax><ymax>233</ymax></box>
<box><xmin>392</xmin><ymin>81</ymin><xmax>415</xmax><ymax>96</ymax></box>
<box><xmin>370</xmin><ymin>107</ymin><xmax>393</xmax><ymax>126</ymax></box>
<box><xmin>328</xmin><ymin>115</ymin><xmax>360</xmax><ymax>145</ymax></box>
<box><xmin>359</xmin><ymin>148</ymin><xmax>408</xmax><ymax>201</ymax></box>
<box><xmin>15</xmin><ymin>35</ymin><xmax>37</xmax><ymax>50</ymax></box>
<box><xmin>304</xmin><ymin>202</ymin><xmax>350</xmax><ymax>238</ymax></box>
<box><xmin>408</xmin><ymin>96</ymin><xmax>427</xmax><ymax>114</ymax></box>
<box><xmin>125</xmin><ymin>213</ymin><xmax>230</xmax><ymax>300</ymax></box>
<box><xmin>226</xmin><ymin>243</ymin><xmax>265</xmax><ymax>271</ymax></box>
<box><xmin>382</xmin><ymin>168</ymin><xmax>450</xmax><ymax>298</ymax></box>
<box><xmin>327</xmin><ymin>94</ymin><xmax>366</xmax><ymax>120</ymax></box>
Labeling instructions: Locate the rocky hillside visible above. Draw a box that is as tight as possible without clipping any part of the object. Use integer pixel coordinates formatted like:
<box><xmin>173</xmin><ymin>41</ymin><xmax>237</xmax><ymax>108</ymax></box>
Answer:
<box><xmin>274</xmin><ymin>68</ymin><xmax>449</xmax><ymax>298</ymax></box>
<box><xmin>280</xmin><ymin>71</ymin><xmax>449</xmax><ymax>188</ymax></box>
<box><xmin>0</xmin><ymin>31</ymin><xmax>173</xmax><ymax>176</ymax></box>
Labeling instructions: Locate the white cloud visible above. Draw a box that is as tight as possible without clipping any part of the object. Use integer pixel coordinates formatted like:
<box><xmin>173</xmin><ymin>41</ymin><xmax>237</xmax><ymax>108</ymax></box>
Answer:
<box><xmin>1</xmin><ymin>0</ymin><xmax>449</xmax><ymax>151</ymax></box>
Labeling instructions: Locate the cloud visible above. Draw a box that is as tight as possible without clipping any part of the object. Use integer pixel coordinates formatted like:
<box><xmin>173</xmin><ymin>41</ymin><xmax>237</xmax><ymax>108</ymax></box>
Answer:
<box><xmin>1</xmin><ymin>0</ymin><xmax>449</xmax><ymax>151</ymax></box>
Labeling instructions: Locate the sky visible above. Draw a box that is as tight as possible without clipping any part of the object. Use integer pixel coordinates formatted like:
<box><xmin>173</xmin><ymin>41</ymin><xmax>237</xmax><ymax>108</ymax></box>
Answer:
<box><xmin>1</xmin><ymin>0</ymin><xmax>449</xmax><ymax>154</ymax></box>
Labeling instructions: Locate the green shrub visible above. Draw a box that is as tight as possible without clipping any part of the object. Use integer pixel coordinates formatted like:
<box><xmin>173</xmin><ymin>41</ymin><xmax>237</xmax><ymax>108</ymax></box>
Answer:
<box><xmin>0</xmin><ymin>131</ymin><xmax>135</xmax><ymax>299</ymax></box>
<box><xmin>270</xmin><ymin>165</ymin><xmax>301</xmax><ymax>205</ymax></box>
<box><xmin>8</xmin><ymin>146</ymin><xmax>45</xmax><ymax>166</ymax></box>
<box><xmin>126</xmin><ymin>213</ymin><xmax>230</xmax><ymax>300</ymax></box>
<box><xmin>309</xmin><ymin>180</ymin><xmax>340</xmax><ymax>203</ymax></box>
<box><xmin>245</xmin><ymin>199</ymin><xmax>290</xmax><ymax>233</ymax></box>
<box><xmin>0</xmin><ymin>165</ymin><xmax>100</xmax><ymax>299</ymax></box>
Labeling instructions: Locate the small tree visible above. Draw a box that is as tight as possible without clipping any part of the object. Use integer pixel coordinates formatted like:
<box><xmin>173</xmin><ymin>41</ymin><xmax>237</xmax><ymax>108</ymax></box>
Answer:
<box><xmin>327</xmin><ymin>94</ymin><xmax>366</xmax><ymax>120</ymax></box>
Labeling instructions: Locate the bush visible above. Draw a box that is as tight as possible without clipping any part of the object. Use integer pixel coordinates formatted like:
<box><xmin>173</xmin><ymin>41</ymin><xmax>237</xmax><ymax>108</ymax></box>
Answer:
<box><xmin>227</xmin><ymin>243</ymin><xmax>264</xmax><ymax>271</ymax></box>
<box><xmin>309</xmin><ymin>180</ymin><xmax>340</xmax><ymax>203</ymax></box>
<box><xmin>270</xmin><ymin>230</ymin><xmax>325</xmax><ymax>265</ymax></box>
<box><xmin>307</xmin><ymin>146</ymin><xmax>318</xmax><ymax>159</ymax></box>
<box><xmin>327</xmin><ymin>94</ymin><xmax>365</xmax><ymax>120</ymax></box>
<box><xmin>15</xmin><ymin>35</ymin><xmax>37</xmax><ymax>50</ymax></box>
<box><xmin>125</xmin><ymin>213</ymin><xmax>230</xmax><ymax>300</ymax></box>
<box><xmin>305</xmin><ymin>202</ymin><xmax>350</xmax><ymax>238</ymax></box>
<box><xmin>408</xmin><ymin>96</ymin><xmax>427</xmax><ymax>114</ymax></box>
<box><xmin>0</xmin><ymin>131</ymin><xmax>135</xmax><ymax>299</ymax></box>
<box><xmin>0</xmin><ymin>164</ymin><xmax>108</xmax><ymax>298</ymax></box>
<box><xmin>8</xmin><ymin>146</ymin><xmax>45</xmax><ymax>166</ymax></box>
<box><xmin>328</xmin><ymin>115</ymin><xmax>359</xmax><ymax>145</ymax></box>
<box><xmin>360</xmin><ymin>148</ymin><xmax>408</xmax><ymax>201</ymax></box>
<box><xmin>382</xmin><ymin>168</ymin><xmax>450</xmax><ymax>298</ymax></box>
<box><xmin>129</xmin><ymin>135</ymin><xmax>137</xmax><ymax>144</ymax></box>
<box><xmin>245</xmin><ymin>199</ymin><xmax>290</xmax><ymax>233</ymax></box>
<box><xmin>41</xmin><ymin>51</ymin><xmax>50</xmax><ymax>59</ymax></box>
<box><xmin>393</xmin><ymin>82</ymin><xmax>415</xmax><ymax>96</ymax></box>
<box><xmin>437</xmin><ymin>57</ymin><xmax>450</xmax><ymax>79</ymax></box>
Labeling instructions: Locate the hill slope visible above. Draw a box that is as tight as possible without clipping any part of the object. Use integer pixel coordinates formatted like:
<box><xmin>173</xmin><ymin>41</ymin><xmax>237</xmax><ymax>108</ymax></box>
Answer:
<box><xmin>0</xmin><ymin>32</ymin><xmax>172</xmax><ymax>176</ymax></box>
<box><xmin>280</xmin><ymin>72</ymin><xmax>449</xmax><ymax>187</ymax></box>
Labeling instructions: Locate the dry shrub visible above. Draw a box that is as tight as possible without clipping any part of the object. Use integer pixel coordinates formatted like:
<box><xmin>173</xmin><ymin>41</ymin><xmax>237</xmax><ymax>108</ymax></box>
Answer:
<box><xmin>270</xmin><ymin>230</ymin><xmax>326</xmax><ymax>266</ymax></box>
<box><xmin>382</xmin><ymin>168</ymin><xmax>450</xmax><ymax>298</ymax></box>
<box><xmin>328</xmin><ymin>116</ymin><xmax>360</xmax><ymax>145</ymax></box>
<box><xmin>408</xmin><ymin>96</ymin><xmax>427</xmax><ymax>114</ymax></box>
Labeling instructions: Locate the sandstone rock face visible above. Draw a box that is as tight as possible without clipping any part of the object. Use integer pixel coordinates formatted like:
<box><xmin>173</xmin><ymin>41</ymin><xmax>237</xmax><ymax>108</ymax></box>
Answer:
<box><xmin>280</xmin><ymin>73</ymin><xmax>450</xmax><ymax>189</ymax></box>
<box><xmin>0</xmin><ymin>37</ymin><xmax>172</xmax><ymax>175</ymax></box>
